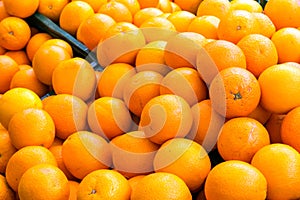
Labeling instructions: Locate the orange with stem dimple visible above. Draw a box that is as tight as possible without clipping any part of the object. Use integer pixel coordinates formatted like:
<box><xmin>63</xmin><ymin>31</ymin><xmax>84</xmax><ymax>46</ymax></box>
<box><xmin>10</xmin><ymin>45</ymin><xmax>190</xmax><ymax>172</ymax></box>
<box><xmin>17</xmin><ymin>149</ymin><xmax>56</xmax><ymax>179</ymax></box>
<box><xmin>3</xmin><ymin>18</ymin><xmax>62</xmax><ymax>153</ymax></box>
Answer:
<box><xmin>217</xmin><ymin>117</ymin><xmax>270</xmax><ymax>163</ymax></box>
<box><xmin>139</xmin><ymin>94</ymin><xmax>193</xmax><ymax>145</ymax></box>
<box><xmin>204</xmin><ymin>160</ymin><xmax>267</xmax><ymax>200</ymax></box>
<box><xmin>98</xmin><ymin>1</ymin><xmax>132</xmax><ymax>23</ymax></box>
<box><xmin>0</xmin><ymin>17</ymin><xmax>31</xmax><ymax>51</ymax></box>
<box><xmin>0</xmin><ymin>55</ymin><xmax>19</xmax><ymax>94</ymax></box>
<box><xmin>160</xmin><ymin>67</ymin><xmax>208</xmax><ymax>106</ymax></box>
<box><xmin>8</xmin><ymin>108</ymin><xmax>55</xmax><ymax>149</ymax></box>
<box><xmin>43</xmin><ymin>94</ymin><xmax>89</xmax><ymax>140</ymax></box>
<box><xmin>251</xmin><ymin>143</ymin><xmax>300</xmax><ymax>199</ymax></box>
<box><xmin>38</xmin><ymin>0</ymin><xmax>69</xmax><ymax>22</ymax></box>
<box><xmin>154</xmin><ymin>138</ymin><xmax>211</xmax><ymax>192</ymax></box>
<box><xmin>87</xmin><ymin>97</ymin><xmax>133</xmax><ymax>140</ymax></box>
<box><xmin>209</xmin><ymin>67</ymin><xmax>261</xmax><ymax>119</ymax></box>
<box><xmin>77</xmin><ymin>13</ymin><xmax>116</xmax><ymax>51</ymax></box>
<box><xmin>62</xmin><ymin>131</ymin><xmax>112</xmax><ymax>180</ymax></box>
<box><xmin>59</xmin><ymin>1</ymin><xmax>94</xmax><ymax>35</ymax></box>
<box><xmin>110</xmin><ymin>131</ymin><xmax>160</xmax><ymax>178</ymax></box>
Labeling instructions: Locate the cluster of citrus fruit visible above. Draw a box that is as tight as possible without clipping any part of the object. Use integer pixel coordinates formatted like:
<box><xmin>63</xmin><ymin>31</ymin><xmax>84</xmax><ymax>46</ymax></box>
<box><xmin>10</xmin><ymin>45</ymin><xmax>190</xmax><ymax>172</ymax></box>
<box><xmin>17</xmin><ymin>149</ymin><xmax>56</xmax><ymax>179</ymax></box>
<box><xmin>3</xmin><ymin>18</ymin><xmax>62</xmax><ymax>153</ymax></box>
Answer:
<box><xmin>1</xmin><ymin>0</ymin><xmax>300</xmax><ymax>199</ymax></box>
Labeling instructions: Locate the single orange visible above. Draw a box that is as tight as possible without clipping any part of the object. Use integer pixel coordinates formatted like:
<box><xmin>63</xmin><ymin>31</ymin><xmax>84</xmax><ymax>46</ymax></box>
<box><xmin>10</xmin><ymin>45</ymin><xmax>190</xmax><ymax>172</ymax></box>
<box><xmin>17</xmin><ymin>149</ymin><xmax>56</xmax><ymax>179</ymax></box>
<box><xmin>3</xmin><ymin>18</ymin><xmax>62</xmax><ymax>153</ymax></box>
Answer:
<box><xmin>77</xmin><ymin>13</ymin><xmax>116</xmax><ymax>50</ymax></box>
<box><xmin>251</xmin><ymin>143</ymin><xmax>300</xmax><ymax>199</ymax></box>
<box><xmin>18</xmin><ymin>164</ymin><xmax>70</xmax><ymax>200</ymax></box>
<box><xmin>196</xmin><ymin>0</ymin><xmax>231</xmax><ymax>20</ymax></box>
<box><xmin>123</xmin><ymin>71</ymin><xmax>163</xmax><ymax>117</ymax></box>
<box><xmin>209</xmin><ymin>67</ymin><xmax>261</xmax><ymax>118</ymax></box>
<box><xmin>139</xmin><ymin>94</ymin><xmax>193</xmax><ymax>144</ymax></box>
<box><xmin>252</xmin><ymin>13</ymin><xmax>276</xmax><ymax>38</ymax></box>
<box><xmin>98</xmin><ymin>1</ymin><xmax>132</xmax><ymax>23</ymax></box>
<box><xmin>4</xmin><ymin>50</ymin><xmax>30</xmax><ymax>65</ymax></box>
<box><xmin>128</xmin><ymin>175</ymin><xmax>145</xmax><ymax>191</ymax></box>
<box><xmin>87</xmin><ymin>97</ymin><xmax>133</xmax><ymax>140</ymax></box>
<box><xmin>68</xmin><ymin>180</ymin><xmax>80</xmax><ymax>200</ymax></box>
<box><xmin>43</xmin><ymin>94</ymin><xmax>88</xmax><ymax>140</ymax></box>
<box><xmin>38</xmin><ymin>0</ymin><xmax>69</xmax><ymax>22</ymax></box>
<box><xmin>77</xmin><ymin>169</ymin><xmax>131</xmax><ymax>200</ymax></box>
<box><xmin>110</xmin><ymin>131</ymin><xmax>159</xmax><ymax>178</ymax></box>
<box><xmin>62</xmin><ymin>131</ymin><xmax>112</xmax><ymax>179</ymax></box>
<box><xmin>258</xmin><ymin>63</ymin><xmax>300</xmax><ymax>114</ymax></box>
<box><xmin>204</xmin><ymin>160</ymin><xmax>267</xmax><ymax>200</ymax></box>
<box><xmin>0</xmin><ymin>129</ymin><xmax>17</xmax><ymax>174</ymax></box>
<box><xmin>59</xmin><ymin>1</ymin><xmax>94</xmax><ymax>35</ymax></box>
<box><xmin>237</xmin><ymin>34</ymin><xmax>278</xmax><ymax>77</ymax></box>
<box><xmin>5</xmin><ymin>145</ymin><xmax>57</xmax><ymax>191</ymax></box>
<box><xmin>188</xmin><ymin>15</ymin><xmax>220</xmax><ymax>39</ymax></box>
<box><xmin>3</xmin><ymin>0</ymin><xmax>39</xmax><ymax>18</ymax></box>
<box><xmin>154</xmin><ymin>138</ymin><xmax>211</xmax><ymax>192</ymax></box>
<box><xmin>0</xmin><ymin>55</ymin><xmax>19</xmax><ymax>94</ymax></box>
<box><xmin>0</xmin><ymin>17</ymin><xmax>31</xmax><ymax>50</ymax></box>
<box><xmin>131</xmin><ymin>172</ymin><xmax>192</xmax><ymax>200</ymax></box>
<box><xmin>265</xmin><ymin>113</ymin><xmax>285</xmax><ymax>143</ymax></box>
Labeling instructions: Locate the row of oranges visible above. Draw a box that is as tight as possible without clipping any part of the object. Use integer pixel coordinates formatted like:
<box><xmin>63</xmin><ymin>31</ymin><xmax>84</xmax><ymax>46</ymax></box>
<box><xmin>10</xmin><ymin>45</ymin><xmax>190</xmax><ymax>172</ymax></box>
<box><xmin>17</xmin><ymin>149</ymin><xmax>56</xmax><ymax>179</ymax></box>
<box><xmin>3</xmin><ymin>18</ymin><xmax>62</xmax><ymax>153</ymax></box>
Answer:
<box><xmin>1</xmin><ymin>0</ymin><xmax>300</xmax><ymax>199</ymax></box>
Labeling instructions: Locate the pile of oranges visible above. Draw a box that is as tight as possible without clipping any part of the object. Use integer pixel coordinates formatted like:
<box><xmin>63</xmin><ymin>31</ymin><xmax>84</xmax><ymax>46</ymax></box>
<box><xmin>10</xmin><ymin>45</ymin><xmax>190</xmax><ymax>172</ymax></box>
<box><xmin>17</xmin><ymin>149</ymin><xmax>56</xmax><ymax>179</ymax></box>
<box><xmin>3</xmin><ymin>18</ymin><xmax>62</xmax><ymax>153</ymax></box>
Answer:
<box><xmin>1</xmin><ymin>0</ymin><xmax>300</xmax><ymax>199</ymax></box>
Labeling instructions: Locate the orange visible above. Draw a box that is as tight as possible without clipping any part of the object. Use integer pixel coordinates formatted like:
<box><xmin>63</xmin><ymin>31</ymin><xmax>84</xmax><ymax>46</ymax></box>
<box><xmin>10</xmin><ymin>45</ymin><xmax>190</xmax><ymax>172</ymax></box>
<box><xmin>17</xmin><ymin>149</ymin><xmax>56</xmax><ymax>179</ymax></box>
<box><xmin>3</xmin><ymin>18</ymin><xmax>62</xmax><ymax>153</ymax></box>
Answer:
<box><xmin>0</xmin><ymin>46</ymin><xmax>7</xmax><ymax>55</ymax></box>
<box><xmin>68</xmin><ymin>180</ymin><xmax>80</xmax><ymax>200</ymax></box>
<box><xmin>204</xmin><ymin>160</ymin><xmax>267</xmax><ymax>200</ymax></box>
<box><xmin>135</xmin><ymin>40</ymin><xmax>170</xmax><ymax>75</ymax></box>
<box><xmin>160</xmin><ymin>67</ymin><xmax>208</xmax><ymax>106</ymax></box>
<box><xmin>167</xmin><ymin>11</ymin><xmax>196</xmax><ymax>32</ymax></box>
<box><xmin>8</xmin><ymin>108</ymin><xmax>55</xmax><ymax>149</ymax></box>
<box><xmin>196</xmin><ymin>40</ymin><xmax>246</xmax><ymax>84</ymax></box>
<box><xmin>77</xmin><ymin>169</ymin><xmax>131</xmax><ymax>200</ymax></box>
<box><xmin>18</xmin><ymin>64</ymin><xmax>31</xmax><ymax>70</ymax></box>
<box><xmin>43</xmin><ymin>94</ymin><xmax>88</xmax><ymax>140</ymax></box>
<box><xmin>26</xmin><ymin>33</ymin><xmax>52</xmax><ymax>61</ymax></box>
<box><xmin>0</xmin><ymin>129</ymin><xmax>17</xmax><ymax>174</ymax></box>
<box><xmin>62</xmin><ymin>131</ymin><xmax>112</xmax><ymax>179</ymax></box>
<box><xmin>4</xmin><ymin>50</ymin><xmax>30</xmax><ymax>65</ymax></box>
<box><xmin>0</xmin><ymin>87</ymin><xmax>42</xmax><ymax>129</ymax></box>
<box><xmin>265</xmin><ymin>113</ymin><xmax>285</xmax><ymax>143</ymax></box>
<box><xmin>0</xmin><ymin>17</ymin><xmax>31</xmax><ymax>50</ymax></box>
<box><xmin>252</xmin><ymin>13</ymin><xmax>276</xmax><ymax>38</ymax></box>
<box><xmin>72</xmin><ymin>0</ymin><xmax>107</xmax><ymax>12</ymax></box>
<box><xmin>138</xmin><ymin>0</ymin><xmax>159</xmax><ymax>8</ymax></box>
<box><xmin>97</xmin><ymin>22</ymin><xmax>145</xmax><ymax>67</ymax></box>
<box><xmin>173</xmin><ymin>0</ymin><xmax>202</xmax><ymax>14</ymax></box>
<box><xmin>38</xmin><ymin>0</ymin><xmax>69</xmax><ymax>22</ymax></box>
<box><xmin>97</xmin><ymin>63</ymin><xmax>136</xmax><ymax>99</ymax></box>
<box><xmin>164</xmin><ymin>32</ymin><xmax>207</xmax><ymax>69</ymax></box>
<box><xmin>114</xmin><ymin>0</ymin><xmax>140</xmax><ymax>15</ymax></box>
<box><xmin>123</xmin><ymin>71</ymin><xmax>163</xmax><ymax>117</ymax></box>
<box><xmin>271</xmin><ymin>27</ymin><xmax>300</xmax><ymax>63</ymax></box>
<box><xmin>32</xmin><ymin>45</ymin><xmax>72</xmax><ymax>85</ymax></box>
<box><xmin>157</xmin><ymin>0</ymin><xmax>172</xmax><ymax>13</ymax></box>
<box><xmin>188</xmin><ymin>15</ymin><xmax>220</xmax><ymax>39</ymax></box>
<box><xmin>139</xmin><ymin>94</ymin><xmax>193</xmax><ymax>144</ymax></box>
<box><xmin>10</xmin><ymin>68</ymin><xmax>49</xmax><ymax>97</ymax></box>
<box><xmin>237</xmin><ymin>34</ymin><xmax>278</xmax><ymax>77</ymax></box>
<box><xmin>133</xmin><ymin>7</ymin><xmax>164</xmax><ymax>27</ymax></box>
<box><xmin>0</xmin><ymin>174</ymin><xmax>15</xmax><ymax>200</ymax></box>
<box><xmin>281</xmin><ymin>106</ymin><xmax>300</xmax><ymax>152</ymax></box>
<box><xmin>18</xmin><ymin>164</ymin><xmax>70</xmax><ymax>200</ymax></box>
<box><xmin>251</xmin><ymin>143</ymin><xmax>300</xmax><ymax>199</ymax></box>
<box><xmin>59</xmin><ymin>1</ymin><xmax>94</xmax><ymax>35</ymax></box>
<box><xmin>3</xmin><ymin>0</ymin><xmax>39</xmax><ymax>18</ymax></box>
<box><xmin>209</xmin><ymin>67</ymin><xmax>261</xmax><ymax>119</ymax></box>
<box><xmin>5</xmin><ymin>145</ymin><xmax>57</xmax><ymax>191</ymax></box>
<box><xmin>258</xmin><ymin>63</ymin><xmax>300</xmax><ymax>114</ymax></box>
<box><xmin>186</xmin><ymin>99</ymin><xmax>224</xmax><ymax>151</ymax></box>
<box><xmin>0</xmin><ymin>55</ymin><xmax>19</xmax><ymax>93</ymax></box>
<box><xmin>49</xmin><ymin>145</ymin><xmax>76</xmax><ymax>180</ymax></box>
<box><xmin>87</xmin><ymin>97</ymin><xmax>132</xmax><ymax>140</ymax></box>
<box><xmin>110</xmin><ymin>131</ymin><xmax>160</xmax><ymax>178</ymax></box>
<box><xmin>0</xmin><ymin>1</ymin><xmax>9</xmax><ymax>21</ymax></box>
<box><xmin>217</xmin><ymin>10</ymin><xmax>259</xmax><ymax>44</ymax></box>
<box><xmin>98</xmin><ymin>1</ymin><xmax>132</xmax><ymax>23</ymax></box>
<box><xmin>131</xmin><ymin>172</ymin><xmax>192</xmax><ymax>200</ymax></box>
<box><xmin>154</xmin><ymin>138</ymin><xmax>211</xmax><ymax>192</ymax></box>
<box><xmin>128</xmin><ymin>175</ymin><xmax>145</xmax><ymax>191</ymax></box>
<box><xmin>247</xmin><ymin>104</ymin><xmax>271</xmax><ymax>125</ymax></box>
<box><xmin>230</xmin><ymin>0</ymin><xmax>263</xmax><ymax>13</ymax></box>
<box><xmin>170</xmin><ymin>2</ymin><xmax>181</xmax><ymax>12</ymax></box>
<box><xmin>139</xmin><ymin>17</ymin><xmax>176</xmax><ymax>42</ymax></box>
<box><xmin>41</xmin><ymin>38</ymin><xmax>73</xmax><ymax>57</ymax></box>
<box><xmin>196</xmin><ymin>0</ymin><xmax>231</xmax><ymax>20</ymax></box>
<box><xmin>264</xmin><ymin>0</ymin><xmax>300</xmax><ymax>30</ymax></box>
<box><xmin>217</xmin><ymin>117</ymin><xmax>270</xmax><ymax>162</ymax></box>
<box><xmin>77</xmin><ymin>13</ymin><xmax>116</xmax><ymax>50</ymax></box>
<box><xmin>52</xmin><ymin>57</ymin><xmax>97</xmax><ymax>101</ymax></box>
